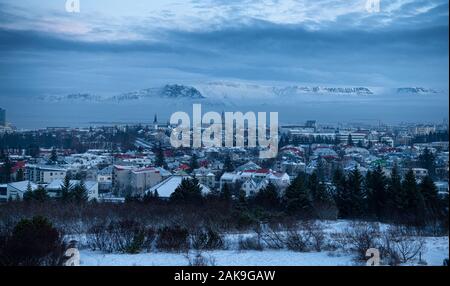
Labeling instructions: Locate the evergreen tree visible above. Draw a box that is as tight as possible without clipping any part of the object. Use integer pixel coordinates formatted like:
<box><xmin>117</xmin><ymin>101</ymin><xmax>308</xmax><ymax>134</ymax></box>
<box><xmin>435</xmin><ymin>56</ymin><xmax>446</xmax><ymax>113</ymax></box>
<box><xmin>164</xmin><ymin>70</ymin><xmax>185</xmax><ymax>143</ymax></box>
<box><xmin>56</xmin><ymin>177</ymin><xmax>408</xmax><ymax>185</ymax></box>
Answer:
<box><xmin>49</xmin><ymin>148</ymin><xmax>58</xmax><ymax>164</ymax></box>
<box><xmin>333</xmin><ymin>167</ymin><xmax>349</xmax><ymax>218</ymax></box>
<box><xmin>220</xmin><ymin>183</ymin><xmax>233</xmax><ymax>202</ymax></box>
<box><xmin>154</xmin><ymin>144</ymin><xmax>167</xmax><ymax>168</ymax></box>
<box><xmin>170</xmin><ymin>178</ymin><xmax>203</xmax><ymax>204</ymax></box>
<box><xmin>365</xmin><ymin>165</ymin><xmax>387</xmax><ymax>220</ymax></box>
<box><xmin>16</xmin><ymin>168</ymin><xmax>24</xmax><ymax>182</ymax></box>
<box><xmin>60</xmin><ymin>174</ymin><xmax>73</xmax><ymax>203</ymax></box>
<box><xmin>419</xmin><ymin>175</ymin><xmax>440</xmax><ymax>220</ymax></box>
<box><xmin>72</xmin><ymin>181</ymin><xmax>88</xmax><ymax>203</ymax></box>
<box><xmin>33</xmin><ymin>186</ymin><xmax>50</xmax><ymax>203</ymax></box>
<box><xmin>402</xmin><ymin>169</ymin><xmax>426</xmax><ymax>226</ymax></box>
<box><xmin>386</xmin><ymin>164</ymin><xmax>407</xmax><ymax>218</ymax></box>
<box><xmin>346</xmin><ymin>167</ymin><xmax>366</xmax><ymax>218</ymax></box>
<box><xmin>190</xmin><ymin>153</ymin><xmax>199</xmax><ymax>171</ymax></box>
<box><xmin>418</xmin><ymin>147</ymin><xmax>436</xmax><ymax>177</ymax></box>
<box><xmin>310</xmin><ymin>171</ymin><xmax>336</xmax><ymax>218</ymax></box>
<box><xmin>347</xmin><ymin>134</ymin><xmax>354</xmax><ymax>146</ymax></box>
<box><xmin>253</xmin><ymin>182</ymin><xmax>280</xmax><ymax>210</ymax></box>
<box><xmin>23</xmin><ymin>186</ymin><xmax>49</xmax><ymax>203</ymax></box>
<box><xmin>283</xmin><ymin>172</ymin><xmax>313</xmax><ymax>216</ymax></box>
<box><xmin>1</xmin><ymin>155</ymin><xmax>12</xmax><ymax>183</ymax></box>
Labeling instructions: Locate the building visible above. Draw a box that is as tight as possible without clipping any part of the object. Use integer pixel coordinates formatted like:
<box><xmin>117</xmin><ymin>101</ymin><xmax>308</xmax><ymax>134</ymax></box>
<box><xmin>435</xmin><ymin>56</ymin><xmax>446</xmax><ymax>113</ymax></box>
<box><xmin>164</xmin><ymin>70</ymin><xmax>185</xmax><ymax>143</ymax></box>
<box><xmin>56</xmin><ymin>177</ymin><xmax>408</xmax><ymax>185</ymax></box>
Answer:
<box><xmin>45</xmin><ymin>179</ymin><xmax>99</xmax><ymax>201</ymax></box>
<box><xmin>146</xmin><ymin>175</ymin><xmax>211</xmax><ymax>199</ymax></box>
<box><xmin>113</xmin><ymin>165</ymin><xmax>170</xmax><ymax>197</ymax></box>
<box><xmin>6</xmin><ymin>181</ymin><xmax>38</xmax><ymax>200</ymax></box>
<box><xmin>0</xmin><ymin>108</ymin><xmax>5</xmax><ymax>126</ymax></box>
<box><xmin>25</xmin><ymin>164</ymin><xmax>67</xmax><ymax>184</ymax></box>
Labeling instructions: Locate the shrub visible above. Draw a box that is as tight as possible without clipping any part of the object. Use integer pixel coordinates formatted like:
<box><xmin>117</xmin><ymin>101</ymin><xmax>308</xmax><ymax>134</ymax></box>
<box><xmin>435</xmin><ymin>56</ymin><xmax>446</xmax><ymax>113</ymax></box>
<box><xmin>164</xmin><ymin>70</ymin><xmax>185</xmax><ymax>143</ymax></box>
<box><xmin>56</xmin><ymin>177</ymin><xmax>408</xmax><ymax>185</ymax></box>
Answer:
<box><xmin>185</xmin><ymin>251</ymin><xmax>216</xmax><ymax>266</ymax></box>
<box><xmin>0</xmin><ymin>216</ymin><xmax>66</xmax><ymax>266</ymax></box>
<box><xmin>88</xmin><ymin>219</ymin><xmax>148</xmax><ymax>254</ymax></box>
<box><xmin>339</xmin><ymin>222</ymin><xmax>381</xmax><ymax>261</ymax></box>
<box><xmin>238</xmin><ymin>235</ymin><xmax>263</xmax><ymax>251</ymax></box>
<box><xmin>381</xmin><ymin>225</ymin><xmax>426</xmax><ymax>265</ymax></box>
<box><xmin>191</xmin><ymin>228</ymin><xmax>225</xmax><ymax>250</ymax></box>
<box><xmin>156</xmin><ymin>226</ymin><xmax>190</xmax><ymax>252</ymax></box>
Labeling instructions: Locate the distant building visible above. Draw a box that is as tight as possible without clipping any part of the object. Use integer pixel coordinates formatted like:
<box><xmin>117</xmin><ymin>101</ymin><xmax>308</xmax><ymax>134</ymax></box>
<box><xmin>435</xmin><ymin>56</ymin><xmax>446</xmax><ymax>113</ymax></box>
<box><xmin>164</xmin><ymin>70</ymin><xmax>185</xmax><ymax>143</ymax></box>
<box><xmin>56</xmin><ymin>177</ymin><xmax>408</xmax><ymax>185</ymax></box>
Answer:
<box><xmin>45</xmin><ymin>179</ymin><xmax>99</xmax><ymax>201</ymax></box>
<box><xmin>0</xmin><ymin>108</ymin><xmax>5</xmax><ymax>126</ymax></box>
<box><xmin>6</xmin><ymin>181</ymin><xmax>38</xmax><ymax>200</ymax></box>
<box><xmin>25</xmin><ymin>164</ymin><xmax>67</xmax><ymax>184</ymax></box>
<box><xmin>112</xmin><ymin>165</ymin><xmax>170</xmax><ymax>197</ymax></box>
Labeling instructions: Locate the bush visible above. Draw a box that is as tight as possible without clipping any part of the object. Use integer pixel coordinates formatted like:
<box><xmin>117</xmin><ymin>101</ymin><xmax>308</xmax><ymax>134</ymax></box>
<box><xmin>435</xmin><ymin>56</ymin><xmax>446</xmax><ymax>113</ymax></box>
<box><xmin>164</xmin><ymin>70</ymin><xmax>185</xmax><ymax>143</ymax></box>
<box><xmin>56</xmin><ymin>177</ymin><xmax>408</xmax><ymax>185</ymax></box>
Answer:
<box><xmin>381</xmin><ymin>225</ymin><xmax>426</xmax><ymax>265</ymax></box>
<box><xmin>238</xmin><ymin>235</ymin><xmax>263</xmax><ymax>251</ymax></box>
<box><xmin>156</xmin><ymin>226</ymin><xmax>190</xmax><ymax>252</ymax></box>
<box><xmin>191</xmin><ymin>228</ymin><xmax>225</xmax><ymax>250</ymax></box>
<box><xmin>286</xmin><ymin>229</ymin><xmax>312</xmax><ymax>252</ymax></box>
<box><xmin>88</xmin><ymin>219</ymin><xmax>150</xmax><ymax>254</ymax></box>
<box><xmin>0</xmin><ymin>216</ymin><xmax>66</xmax><ymax>266</ymax></box>
<box><xmin>185</xmin><ymin>251</ymin><xmax>216</xmax><ymax>266</ymax></box>
<box><xmin>339</xmin><ymin>222</ymin><xmax>381</xmax><ymax>261</ymax></box>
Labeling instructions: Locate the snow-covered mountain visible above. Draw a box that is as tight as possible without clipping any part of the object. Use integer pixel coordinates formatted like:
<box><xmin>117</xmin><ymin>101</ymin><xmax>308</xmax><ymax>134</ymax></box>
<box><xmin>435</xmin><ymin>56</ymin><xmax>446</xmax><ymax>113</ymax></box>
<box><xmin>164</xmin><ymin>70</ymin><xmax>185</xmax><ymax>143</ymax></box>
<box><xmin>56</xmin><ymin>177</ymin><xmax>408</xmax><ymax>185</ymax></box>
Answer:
<box><xmin>396</xmin><ymin>87</ymin><xmax>439</xmax><ymax>94</ymax></box>
<box><xmin>39</xmin><ymin>82</ymin><xmax>444</xmax><ymax>104</ymax></box>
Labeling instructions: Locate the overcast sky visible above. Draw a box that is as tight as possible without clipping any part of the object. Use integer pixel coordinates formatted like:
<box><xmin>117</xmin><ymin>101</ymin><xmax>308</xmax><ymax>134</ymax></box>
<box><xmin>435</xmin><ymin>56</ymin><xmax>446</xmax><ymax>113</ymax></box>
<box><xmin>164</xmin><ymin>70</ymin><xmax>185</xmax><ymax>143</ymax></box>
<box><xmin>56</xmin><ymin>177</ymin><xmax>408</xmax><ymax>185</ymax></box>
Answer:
<box><xmin>0</xmin><ymin>0</ymin><xmax>448</xmax><ymax>96</ymax></box>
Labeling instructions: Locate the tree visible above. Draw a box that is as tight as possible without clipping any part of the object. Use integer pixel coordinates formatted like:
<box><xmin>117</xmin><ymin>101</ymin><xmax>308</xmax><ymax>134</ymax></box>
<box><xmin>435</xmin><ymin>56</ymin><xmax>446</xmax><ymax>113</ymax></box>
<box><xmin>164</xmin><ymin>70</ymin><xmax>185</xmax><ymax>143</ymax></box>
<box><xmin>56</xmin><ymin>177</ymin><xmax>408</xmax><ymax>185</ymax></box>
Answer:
<box><xmin>402</xmin><ymin>169</ymin><xmax>426</xmax><ymax>226</ymax></box>
<box><xmin>253</xmin><ymin>182</ymin><xmax>280</xmax><ymax>210</ymax></box>
<box><xmin>15</xmin><ymin>168</ymin><xmax>24</xmax><ymax>182</ymax></box>
<box><xmin>220</xmin><ymin>183</ymin><xmax>233</xmax><ymax>203</ymax></box>
<box><xmin>1</xmin><ymin>155</ymin><xmax>12</xmax><ymax>183</ymax></box>
<box><xmin>49</xmin><ymin>148</ymin><xmax>58</xmax><ymax>164</ymax></box>
<box><xmin>283</xmin><ymin>172</ymin><xmax>313</xmax><ymax>216</ymax></box>
<box><xmin>154</xmin><ymin>144</ymin><xmax>167</xmax><ymax>168</ymax></box>
<box><xmin>223</xmin><ymin>154</ymin><xmax>234</xmax><ymax>172</ymax></box>
<box><xmin>366</xmin><ymin>165</ymin><xmax>387</xmax><ymax>220</ymax></box>
<box><xmin>418</xmin><ymin>147</ymin><xmax>436</xmax><ymax>178</ymax></box>
<box><xmin>170</xmin><ymin>178</ymin><xmax>204</xmax><ymax>205</ymax></box>
<box><xmin>23</xmin><ymin>184</ymin><xmax>49</xmax><ymax>203</ymax></box>
<box><xmin>310</xmin><ymin>171</ymin><xmax>336</xmax><ymax>219</ymax></box>
<box><xmin>0</xmin><ymin>216</ymin><xmax>65</xmax><ymax>266</ymax></box>
<box><xmin>386</xmin><ymin>164</ymin><xmax>407</xmax><ymax>218</ymax></box>
<box><xmin>346</xmin><ymin>167</ymin><xmax>366</xmax><ymax>218</ymax></box>
<box><xmin>419</xmin><ymin>175</ymin><xmax>440</xmax><ymax>220</ymax></box>
<box><xmin>190</xmin><ymin>153</ymin><xmax>199</xmax><ymax>171</ymax></box>
<box><xmin>60</xmin><ymin>174</ymin><xmax>73</xmax><ymax>203</ymax></box>
<box><xmin>72</xmin><ymin>181</ymin><xmax>88</xmax><ymax>203</ymax></box>
<box><xmin>333</xmin><ymin>167</ymin><xmax>349</xmax><ymax>218</ymax></box>
<box><xmin>347</xmin><ymin>134</ymin><xmax>354</xmax><ymax>146</ymax></box>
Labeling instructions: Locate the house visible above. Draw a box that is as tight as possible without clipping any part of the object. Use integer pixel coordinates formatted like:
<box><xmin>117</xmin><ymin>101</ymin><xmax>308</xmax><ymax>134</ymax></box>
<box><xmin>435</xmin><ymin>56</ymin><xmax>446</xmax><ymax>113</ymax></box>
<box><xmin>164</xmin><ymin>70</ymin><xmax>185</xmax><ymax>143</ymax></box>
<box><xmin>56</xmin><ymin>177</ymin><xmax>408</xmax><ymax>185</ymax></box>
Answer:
<box><xmin>6</xmin><ymin>181</ymin><xmax>38</xmax><ymax>200</ymax></box>
<box><xmin>45</xmin><ymin>179</ymin><xmax>99</xmax><ymax>201</ymax></box>
<box><xmin>193</xmin><ymin>167</ymin><xmax>216</xmax><ymax>190</ymax></box>
<box><xmin>220</xmin><ymin>169</ymin><xmax>290</xmax><ymax>194</ymax></box>
<box><xmin>146</xmin><ymin>175</ymin><xmax>211</xmax><ymax>199</ymax></box>
<box><xmin>112</xmin><ymin>165</ymin><xmax>170</xmax><ymax>197</ymax></box>
<box><xmin>25</xmin><ymin>164</ymin><xmax>67</xmax><ymax>184</ymax></box>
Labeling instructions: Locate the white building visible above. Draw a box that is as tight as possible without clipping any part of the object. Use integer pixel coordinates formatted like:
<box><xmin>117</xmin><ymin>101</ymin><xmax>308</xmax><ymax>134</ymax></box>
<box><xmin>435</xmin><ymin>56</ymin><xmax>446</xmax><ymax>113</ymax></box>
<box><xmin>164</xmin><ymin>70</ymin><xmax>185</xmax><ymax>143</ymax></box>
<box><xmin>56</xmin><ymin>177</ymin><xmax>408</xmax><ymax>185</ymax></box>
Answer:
<box><xmin>25</xmin><ymin>164</ymin><xmax>67</xmax><ymax>184</ymax></box>
<box><xmin>146</xmin><ymin>175</ymin><xmax>210</xmax><ymax>199</ymax></box>
<box><xmin>6</xmin><ymin>181</ymin><xmax>38</xmax><ymax>200</ymax></box>
<box><xmin>45</xmin><ymin>179</ymin><xmax>99</xmax><ymax>201</ymax></box>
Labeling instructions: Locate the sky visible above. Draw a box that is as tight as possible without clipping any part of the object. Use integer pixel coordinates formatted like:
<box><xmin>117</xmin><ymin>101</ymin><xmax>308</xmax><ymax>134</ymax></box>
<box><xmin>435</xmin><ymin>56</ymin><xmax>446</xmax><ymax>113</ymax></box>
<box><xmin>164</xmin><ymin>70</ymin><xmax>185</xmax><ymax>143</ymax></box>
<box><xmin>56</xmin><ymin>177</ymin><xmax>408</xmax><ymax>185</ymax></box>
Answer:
<box><xmin>0</xmin><ymin>0</ymin><xmax>448</xmax><ymax>97</ymax></box>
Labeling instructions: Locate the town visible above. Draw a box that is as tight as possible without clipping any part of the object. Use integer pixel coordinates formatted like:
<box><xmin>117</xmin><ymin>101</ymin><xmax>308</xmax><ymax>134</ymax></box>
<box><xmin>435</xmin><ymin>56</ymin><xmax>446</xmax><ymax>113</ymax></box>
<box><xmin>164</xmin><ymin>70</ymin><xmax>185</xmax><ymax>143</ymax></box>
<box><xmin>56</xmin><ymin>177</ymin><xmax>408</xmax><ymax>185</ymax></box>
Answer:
<box><xmin>0</xmin><ymin>108</ymin><xmax>449</xmax><ymax>266</ymax></box>
<box><xmin>0</xmin><ymin>111</ymin><xmax>448</xmax><ymax>212</ymax></box>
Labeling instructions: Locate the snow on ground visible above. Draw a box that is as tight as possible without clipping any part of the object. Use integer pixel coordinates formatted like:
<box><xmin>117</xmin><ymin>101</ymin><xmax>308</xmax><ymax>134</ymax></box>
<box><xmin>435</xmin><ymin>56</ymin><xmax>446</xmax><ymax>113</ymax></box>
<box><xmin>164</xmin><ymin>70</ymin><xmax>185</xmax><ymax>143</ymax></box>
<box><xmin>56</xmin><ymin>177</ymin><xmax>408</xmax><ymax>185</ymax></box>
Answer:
<box><xmin>79</xmin><ymin>236</ymin><xmax>449</xmax><ymax>266</ymax></box>
<box><xmin>80</xmin><ymin>249</ymin><xmax>357</xmax><ymax>266</ymax></box>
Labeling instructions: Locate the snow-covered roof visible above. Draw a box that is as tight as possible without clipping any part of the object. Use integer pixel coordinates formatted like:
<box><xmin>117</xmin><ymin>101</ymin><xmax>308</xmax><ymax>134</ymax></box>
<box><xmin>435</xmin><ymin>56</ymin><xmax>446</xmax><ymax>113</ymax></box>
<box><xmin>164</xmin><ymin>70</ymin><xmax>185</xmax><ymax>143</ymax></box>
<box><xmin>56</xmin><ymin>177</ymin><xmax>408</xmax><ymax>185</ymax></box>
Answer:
<box><xmin>147</xmin><ymin>175</ymin><xmax>210</xmax><ymax>198</ymax></box>
<box><xmin>45</xmin><ymin>179</ymin><xmax>97</xmax><ymax>192</ymax></box>
<box><xmin>7</xmin><ymin>181</ymin><xmax>38</xmax><ymax>193</ymax></box>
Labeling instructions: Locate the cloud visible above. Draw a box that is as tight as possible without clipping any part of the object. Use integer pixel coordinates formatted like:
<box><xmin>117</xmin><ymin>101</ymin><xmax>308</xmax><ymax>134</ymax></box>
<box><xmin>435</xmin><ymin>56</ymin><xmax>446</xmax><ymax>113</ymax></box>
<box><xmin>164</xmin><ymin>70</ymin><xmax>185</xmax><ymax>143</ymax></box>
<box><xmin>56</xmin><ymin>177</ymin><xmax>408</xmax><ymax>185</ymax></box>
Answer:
<box><xmin>0</xmin><ymin>0</ymin><xmax>448</xmax><ymax>90</ymax></box>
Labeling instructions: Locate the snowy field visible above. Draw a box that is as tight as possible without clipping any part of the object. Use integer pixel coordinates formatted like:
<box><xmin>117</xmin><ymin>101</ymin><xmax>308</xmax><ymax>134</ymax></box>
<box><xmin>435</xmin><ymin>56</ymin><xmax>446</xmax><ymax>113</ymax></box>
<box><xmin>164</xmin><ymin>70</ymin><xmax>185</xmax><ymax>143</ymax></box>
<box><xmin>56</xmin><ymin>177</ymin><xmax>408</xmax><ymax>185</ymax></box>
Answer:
<box><xmin>77</xmin><ymin>220</ymin><xmax>449</xmax><ymax>266</ymax></box>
